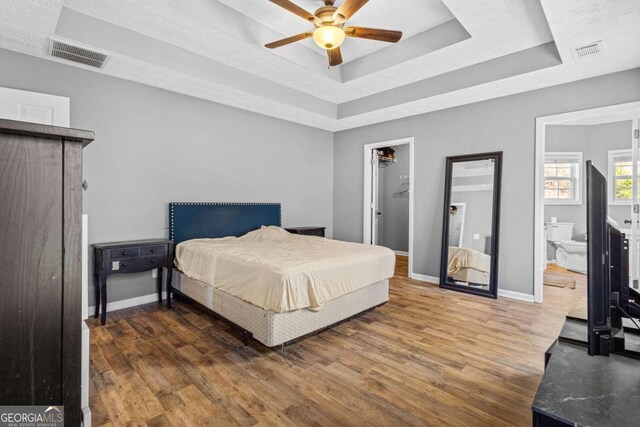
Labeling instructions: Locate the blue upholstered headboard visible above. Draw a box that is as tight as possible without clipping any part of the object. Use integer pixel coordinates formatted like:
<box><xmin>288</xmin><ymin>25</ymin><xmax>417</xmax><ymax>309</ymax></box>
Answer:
<box><xmin>169</xmin><ymin>202</ymin><xmax>281</xmax><ymax>245</ymax></box>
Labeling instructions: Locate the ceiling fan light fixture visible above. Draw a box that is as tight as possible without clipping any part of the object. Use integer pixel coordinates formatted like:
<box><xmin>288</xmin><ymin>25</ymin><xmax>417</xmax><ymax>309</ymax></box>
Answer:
<box><xmin>313</xmin><ymin>25</ymin><xmax>345</xmax><ymax>50</ymax></box>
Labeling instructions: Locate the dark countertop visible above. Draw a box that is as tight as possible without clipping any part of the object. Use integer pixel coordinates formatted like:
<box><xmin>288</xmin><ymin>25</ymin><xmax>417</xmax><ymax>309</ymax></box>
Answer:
<box><xmin>532</xmin><ymin>341</ymin><xmax>640</xmax><ymax>427</ymax></box>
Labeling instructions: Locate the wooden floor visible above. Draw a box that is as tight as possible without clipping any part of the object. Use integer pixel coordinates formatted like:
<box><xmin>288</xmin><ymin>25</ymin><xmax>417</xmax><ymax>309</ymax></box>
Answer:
<box><xmin>89</xmin><ymin>256</ymin><xmax>578</xmax><ymax>426</ymax></box>
<box><xmin>543</xmin><ymin>263</ymin><xmax>587</xmax><ymax>319</ymax></box>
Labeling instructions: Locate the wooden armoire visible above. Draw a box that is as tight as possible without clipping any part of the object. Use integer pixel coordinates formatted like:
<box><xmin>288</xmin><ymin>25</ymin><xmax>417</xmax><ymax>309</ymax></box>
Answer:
<box><xmin>0</xmin><ymin>118</ymin><xmax>94</xmax><ymax>426</ymax></box>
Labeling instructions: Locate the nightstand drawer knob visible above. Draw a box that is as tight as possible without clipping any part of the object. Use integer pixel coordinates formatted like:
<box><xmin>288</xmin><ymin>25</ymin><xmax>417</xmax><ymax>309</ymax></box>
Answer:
<box><xmin>151</xmin><ymin>249</ymin><xmax>156</xmax><ymax>253</ymax></box>
<box><xmin>122</xmin><ymin>251</ymin><xmax>128</xmax><ymax>256</ymax></box>
<box><xmin>151</xmin><ymin>259</ymin><xmax>156</xmax><ymax>264</ymax></box>
<box><xmin>122</xmin><ymin>263</ymin><xmax>127</xmax><ymax>267</ymax></box>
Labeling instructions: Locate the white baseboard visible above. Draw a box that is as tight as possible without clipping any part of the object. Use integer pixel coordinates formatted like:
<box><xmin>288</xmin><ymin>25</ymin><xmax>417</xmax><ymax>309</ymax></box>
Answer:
<box><xmin>88</xmin><ymin>291</ymin><xmax>166</xmax><ymax>314</ymax></box>
<box><xmin>410</xmin><ymin>273</ymin><xmax>535</xmax><ymax>303</ymax></box>
<box><xmin>410</xmin><ymin>273</ymin><xmax>440</xmax><ymax>284</ymax></box>
<box><xmin>498</xmin><ymin>289</ymin><xmax>535</xmax><ymax>302</ymax></box>
<box><xmin>394</xmin><ymin>250</ymin><xmax>409</xmax><ymax>256</ymax></box>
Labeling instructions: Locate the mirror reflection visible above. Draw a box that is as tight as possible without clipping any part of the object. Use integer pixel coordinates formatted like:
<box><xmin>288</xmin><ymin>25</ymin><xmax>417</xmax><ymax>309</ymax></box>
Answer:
<box><xmin>441</xmin><ymin>153</ymin><xmax>501</xmax><ymax>297</ymax></box>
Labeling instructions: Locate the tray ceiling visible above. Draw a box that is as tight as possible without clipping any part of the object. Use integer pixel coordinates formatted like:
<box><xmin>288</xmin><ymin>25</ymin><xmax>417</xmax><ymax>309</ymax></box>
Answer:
<box><xmin>0</xmin><ymin>0</ymin><xmax>638</xmax><ymax>131</ymax></box>
<box><xmin>215</xmin><ymin>0</ymin><xmax>455</xmax><ymax>64</ymax></box>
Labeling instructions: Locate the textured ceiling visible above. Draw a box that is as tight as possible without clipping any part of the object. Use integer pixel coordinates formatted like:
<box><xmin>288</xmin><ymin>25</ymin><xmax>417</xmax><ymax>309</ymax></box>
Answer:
<box><xmin>217</xmin><ymin>0</ymin><xmax>455</xmax><ymax>64</ymax></box>
<box><xmin>0</xmin><ymin>0</ymin><xmax>638</xmax><ymax>131</ymax></box>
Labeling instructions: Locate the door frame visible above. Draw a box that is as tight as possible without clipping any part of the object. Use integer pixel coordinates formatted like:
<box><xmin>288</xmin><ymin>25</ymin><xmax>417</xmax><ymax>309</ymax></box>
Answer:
<box><xmin>450</xmin><ymin>202</ymin><xmax>467</xmax><ymax>247</ymax></box>
<box><xmin>363</xmin><ymin>137</ymin><xmax>415</xmax><ymax>278</ymax></box>
<box><xmin>534</xmin><ymin>101</ymin><xmax>640</xmax><ymax>303</ymax></box>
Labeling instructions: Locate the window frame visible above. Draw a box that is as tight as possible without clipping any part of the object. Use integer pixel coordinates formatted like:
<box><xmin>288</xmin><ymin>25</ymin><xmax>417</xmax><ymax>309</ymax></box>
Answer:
<box><xmin>608</xmin><ymin>149</ymin><xmax>636</xmax><ymax>205</ymax></box>
<box><xmin>544</xmin><ymin>152</ymin><xmax>583</xmax><ymax>205</ymax></box>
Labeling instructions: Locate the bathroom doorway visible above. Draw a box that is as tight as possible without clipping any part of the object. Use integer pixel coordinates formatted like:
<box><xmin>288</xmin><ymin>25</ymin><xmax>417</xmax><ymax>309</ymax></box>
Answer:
<box><xmin>363</xmin><ymin>137</ymin><xmax>414</xmax><ymax>278</ymax></box>
<box><xmin>535</xmin><ymin>102</ymin><xmax>640</xmax><ymax>309</ymax></box>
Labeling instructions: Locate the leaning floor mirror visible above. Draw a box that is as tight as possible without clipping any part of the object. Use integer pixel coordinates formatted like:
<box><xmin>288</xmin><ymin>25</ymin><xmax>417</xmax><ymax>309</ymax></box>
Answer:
<box><xmin>440</xmin><ymin>152</ymin><xmax>502</xmax><ymax>298</ymax></box>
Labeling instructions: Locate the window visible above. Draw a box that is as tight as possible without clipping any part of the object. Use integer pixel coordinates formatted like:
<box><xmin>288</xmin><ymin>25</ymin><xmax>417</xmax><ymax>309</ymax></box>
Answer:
<box><xmin>544</xmin><ymin>152</ymin><xmax>582</xmax><ymax>205</ymax></box>
<box><xmin>608</xmin><ymin>149</ymin><xmax>639</xmax><ymax>204</ymax></box>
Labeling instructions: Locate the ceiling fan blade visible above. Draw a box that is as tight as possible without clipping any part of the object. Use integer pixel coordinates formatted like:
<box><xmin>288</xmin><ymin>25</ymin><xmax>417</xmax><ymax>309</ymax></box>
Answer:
<box><xmin>333</xmin><ymin>0</ymin><xmax>369</xmax><ymax>24</ymax></box>
<box><xmin>269</xmin><ymin>0</ymin><xmax>319</xmax><ymax>24</ymax></box>
<box><xmin>327</xmin><ymin>47</ymin><xmax>343</xmax><ymax>66</ymax></box>
<box><xmin>345</xmin><ymin>27</ymin><xmax>403</xmax><ymax>43</ymax></box>
<box><xmin>265</xmin><ymin>32</ymin><xmax>313</xmax><ymax>49</ymax></box>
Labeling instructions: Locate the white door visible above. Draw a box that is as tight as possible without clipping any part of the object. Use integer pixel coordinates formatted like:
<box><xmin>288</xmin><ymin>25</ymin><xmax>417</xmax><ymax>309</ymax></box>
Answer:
<box><xmin>0</xmin><ymin>87</ymin><xmax>70</xmax><ymax>126</ymax></box>
<box><xmin>371</xmin><ymin>149</ymin><xmax>380</xmax><ymax>245</ymax></box>
<box><xmin>631</xmin><ymin>111</ymin><xmax>640</xmax><ymax>289</ymax></box>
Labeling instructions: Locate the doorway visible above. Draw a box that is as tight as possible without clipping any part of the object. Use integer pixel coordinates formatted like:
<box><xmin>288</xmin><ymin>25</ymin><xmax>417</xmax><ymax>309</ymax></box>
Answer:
<box><xmin>0</xmin><ymin>86</ymin><xmax>70</xmax><ymax>126</ymax></box>
<box><xmin>535</xmin><ymin>102</ymin><xmax>640</xmax><ymax>304</ymax></box>
<box><xmin>363</xmin><ymin>137</ymin><xmax>414</xmax><ymax>278</ymax></box>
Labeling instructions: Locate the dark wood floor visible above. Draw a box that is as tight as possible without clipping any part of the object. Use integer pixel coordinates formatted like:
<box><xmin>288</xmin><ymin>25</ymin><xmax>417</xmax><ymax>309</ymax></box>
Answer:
<box><xmin>88</xmin><ymin>256</ymin><xmax>576</xmax><ymax>426</ymax></box>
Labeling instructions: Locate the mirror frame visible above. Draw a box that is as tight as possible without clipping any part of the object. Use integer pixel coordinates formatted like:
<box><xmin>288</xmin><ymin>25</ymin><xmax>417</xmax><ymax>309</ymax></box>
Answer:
<box><xmin>439</xmin><ymin>151</ymin><xmax>503</xmax><ymax>298</ymax></box>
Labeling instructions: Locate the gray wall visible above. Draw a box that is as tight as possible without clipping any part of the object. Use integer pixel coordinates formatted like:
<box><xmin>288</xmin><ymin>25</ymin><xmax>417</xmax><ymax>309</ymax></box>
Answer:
<box><xmin>0</xmin><ymin>48</ymin><xmax>334</xmax><ymax>306</ymax></box>
<box><xmin>451</xmin><ymin>185</ymin><xmax>494</xmax><ymax>255</ymax></box>
<box><xmin>334</xmin><ymin>68</ymin><xmax>640</xmax><ymax>295</ymax></box>
<box><xmin>379</xmin><ymin>144</ymin><xmax>410</xmax><ymax>252</ymax></box>
<box><xmin>545</xmin><ymin>121</ymin><xmax>633</xmax><ymax>241</ymax></box>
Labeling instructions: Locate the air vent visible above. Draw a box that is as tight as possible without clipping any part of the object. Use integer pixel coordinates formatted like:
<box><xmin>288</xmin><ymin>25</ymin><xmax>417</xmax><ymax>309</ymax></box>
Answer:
<box><xmin>571</xmin><ymin>41</ymin><xmax>603</xmax><ymax>60</ymax></box>
<box><xmin>50</xmin><ymin>39</ymin><xmax>109</xmax><ymax>69</ymax></box>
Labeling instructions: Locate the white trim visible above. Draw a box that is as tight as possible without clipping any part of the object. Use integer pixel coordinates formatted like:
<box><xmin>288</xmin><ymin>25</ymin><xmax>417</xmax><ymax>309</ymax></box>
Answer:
<box><xmin>534</xmin><ymin>101</ymin><xmax>640</xmax><ymax>304</ymax></box>
<box><xmin>363</xmin><ymin>137</ymin><xmax>415</xmax><ymax>279</ymax></box>
<box><xmin>451</xmin><ymin>168</ymin><xmax>494</xmax><ymax>177</ymax></box>
<box><xmin>452</xmin><ymin>184</ymin><xmax>493</xmax><ymax>192</ymax></box>
<box><xmin>412</xmin><ymin>273</ymin><xmax>534</xmax><ymax>301</ymax></box>
<box><xmin>411</xmin><ymin>273</ymin><xmax>440</xmax><ymax>284</ymax></box>
<box><xmin>497</xmin><ymin>289</ymin><xmax>535</xmax><ymax>302</ymax></box>
<box><xmin>608</xmin><ymin>148</ymin><xmax>634</xmax><ymax>205</ymax></box>
<box><xmin>543</xmin><ymin>151</ymin><xmax>583</xmax><ymax>205</ymax></box>
<box><xmin>394</xmin><ymin>250</ymin><xmax>409</xmax><ymax>256</ymax></box>
<box><xmin>81</xmin><ymin>215</ymin><xmax>88</xmax><ymax>320</ymax></box>
<box><xmin>450</xmin><ymin>202</ymin><xmax>466</xmax><ymax>247</ymax></box>
<box><xmin>88</xmin><ymin>291</ymin><xmax>166</xmax><ymax>314</ymax></box>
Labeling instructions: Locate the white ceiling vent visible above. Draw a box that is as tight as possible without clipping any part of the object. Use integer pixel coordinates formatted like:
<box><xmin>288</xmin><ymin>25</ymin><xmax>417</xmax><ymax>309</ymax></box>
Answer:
<box><xmin>50</xmin><ymin>39</ymin><xmax>109</xmax><ymax>69</ymax></box>
<box><xmin>571</xmin><ymin>41</ymin><xmax>603</xmax><ymax>60</ymax></box>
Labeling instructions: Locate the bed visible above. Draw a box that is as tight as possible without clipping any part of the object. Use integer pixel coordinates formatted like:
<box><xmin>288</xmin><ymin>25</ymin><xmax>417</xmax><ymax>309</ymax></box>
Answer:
<box><xmin>168</xmin><ymin>202</ymin><xmax>394</xmax><ymax>347</ymax></box>
<box><xmin>447</xmin><ymin>246</ymin><xmax>491</xmax><ymax>286</ymax></box>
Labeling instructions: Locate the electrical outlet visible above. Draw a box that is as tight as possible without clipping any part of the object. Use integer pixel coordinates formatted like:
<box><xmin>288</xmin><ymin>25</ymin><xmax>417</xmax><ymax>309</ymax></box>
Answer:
<box><xmin>151</xmin><ymin>268</ymin><xmax>158</xmax><ymax>278</ymax></box>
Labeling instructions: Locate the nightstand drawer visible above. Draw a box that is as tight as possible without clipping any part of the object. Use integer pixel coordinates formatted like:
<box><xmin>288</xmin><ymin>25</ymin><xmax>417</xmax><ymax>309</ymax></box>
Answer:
<box><xmin>111</xmin><ymin>256</ymin><xmax>163</xmax><ymax>273</ymax></box>
<box><xmin>140</xmin><ymin>245</ymin><xmax>166</xmax><ymax>256</ymax></box>
<box><xmin>110</xmin><ymin>248</ymin><xmax>139</xmax><ymax>259</ymax></box>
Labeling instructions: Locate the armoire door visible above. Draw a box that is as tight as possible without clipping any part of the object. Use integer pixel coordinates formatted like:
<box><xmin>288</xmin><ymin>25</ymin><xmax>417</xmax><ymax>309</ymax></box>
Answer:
<box><xmin>0</xmin><ymin>135</ymin><xmax>63</xmax><ymax>405</ymax></box>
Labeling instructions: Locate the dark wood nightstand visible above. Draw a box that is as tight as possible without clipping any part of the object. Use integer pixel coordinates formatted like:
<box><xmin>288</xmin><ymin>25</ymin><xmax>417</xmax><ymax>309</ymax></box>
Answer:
<box><xmin>285</xmin><ymin>226</ymin><xmax>326</xmax><ymax>237</ymax></box>
<box><xmin>92</xmin><ymin>239</ymin><xmax>173</xmax><ymax>325</ymax></box>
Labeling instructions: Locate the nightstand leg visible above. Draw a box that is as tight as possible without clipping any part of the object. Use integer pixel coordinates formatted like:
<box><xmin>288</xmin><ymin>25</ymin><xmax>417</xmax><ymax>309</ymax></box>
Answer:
<box><xmin>166</xmin><ymin>267</ymin><xmax>173</xmax><ymax>309</ymax></box>
<box><xmin>157</xmin><ymin>268</ymin><xmax>163</xmax><ymax>304</ymax></box>
<box><xmin>93</xmin><ymin>274</ymin><xmax>100</xmax><ymax>318</ymax></box>
<box><xmin>100</xmin><ymin>274</ymin><xmax>108</xmax><ymax>325</ymax></box>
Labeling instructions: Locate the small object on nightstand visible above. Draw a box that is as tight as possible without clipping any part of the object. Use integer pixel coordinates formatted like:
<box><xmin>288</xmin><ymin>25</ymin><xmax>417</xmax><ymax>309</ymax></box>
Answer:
<box><xmin>285</xmin><ymin>226</ymin><xmax>326</xmax><ymax>237</ymax></box>
<box><xmin>92</xmin><ymin>239</ymin><xmax>173</xmax><ymax>325</ymax></box>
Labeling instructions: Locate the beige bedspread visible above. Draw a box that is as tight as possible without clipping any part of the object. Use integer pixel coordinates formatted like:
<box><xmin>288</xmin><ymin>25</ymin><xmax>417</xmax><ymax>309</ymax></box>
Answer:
<box><xmin>175</xmin><ymin>226</ymin><xmax>395</xmax><ymax>313</ymax></box>
<box><xmin>448</xmin><ymin>246</ymin><xmax>491</xmax><ymax>275</ymax></box>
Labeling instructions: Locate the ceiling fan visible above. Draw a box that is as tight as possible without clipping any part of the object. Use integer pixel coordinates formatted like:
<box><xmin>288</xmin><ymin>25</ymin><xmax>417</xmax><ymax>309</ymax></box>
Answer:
<box><xmin>265</xmin><ymin>0</ymin><xmax>403</xmax><ymax>66</ymax></box>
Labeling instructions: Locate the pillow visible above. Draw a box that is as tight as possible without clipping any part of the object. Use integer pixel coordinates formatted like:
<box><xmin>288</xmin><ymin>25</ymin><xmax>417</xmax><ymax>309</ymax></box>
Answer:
<box><xmin>238</xmin><ymin>225</ymin><xmax>291</xmax><ymax>241</ymax></box>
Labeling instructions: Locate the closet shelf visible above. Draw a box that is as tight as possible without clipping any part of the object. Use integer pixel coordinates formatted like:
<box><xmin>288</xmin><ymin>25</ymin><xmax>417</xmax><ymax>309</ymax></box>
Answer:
<box><xmin>377</xmin><ymin>156</ymin><xmax>396</xmax><ymax>167</ymax></box>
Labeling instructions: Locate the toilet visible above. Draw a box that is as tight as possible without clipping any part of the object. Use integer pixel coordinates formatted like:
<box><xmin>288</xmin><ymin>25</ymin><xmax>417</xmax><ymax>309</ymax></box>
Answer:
<box><xmin>555</xmin><ymin>240</ymin><xmax>587</xmax><ymax>274</ymax></box>
<box><xmin>546</xmin><ymin>222</ymin><xmax>587</xmax><ymax>274</ymax></box>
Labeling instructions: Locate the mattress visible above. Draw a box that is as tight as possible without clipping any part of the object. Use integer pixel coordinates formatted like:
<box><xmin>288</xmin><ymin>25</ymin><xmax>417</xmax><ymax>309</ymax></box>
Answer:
<box><xmin>175</xmin><ymin>226</ymin><xmax>395</xmax><ymax>313</ymax></box>
<box><xmin>172</xmin><ymin>271</ymin><xmax>389</xmax><ymax>347</ymax></box>
<box><xmin>448</xmin><ymin>246</ymin><xmax>491</xmax><ymax>275</ymax></box>
<box><xmin>450</xmin><ymin>267</ymin><xmax>490</xmax><ymax>286</ymax></box>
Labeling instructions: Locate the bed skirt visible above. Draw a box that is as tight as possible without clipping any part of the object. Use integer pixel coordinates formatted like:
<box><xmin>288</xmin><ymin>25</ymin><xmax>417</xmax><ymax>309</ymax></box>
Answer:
<box><xmin>171</xmin><ymin>270</ymin><xmax>389</xmax><ymax>347</ymax></box>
